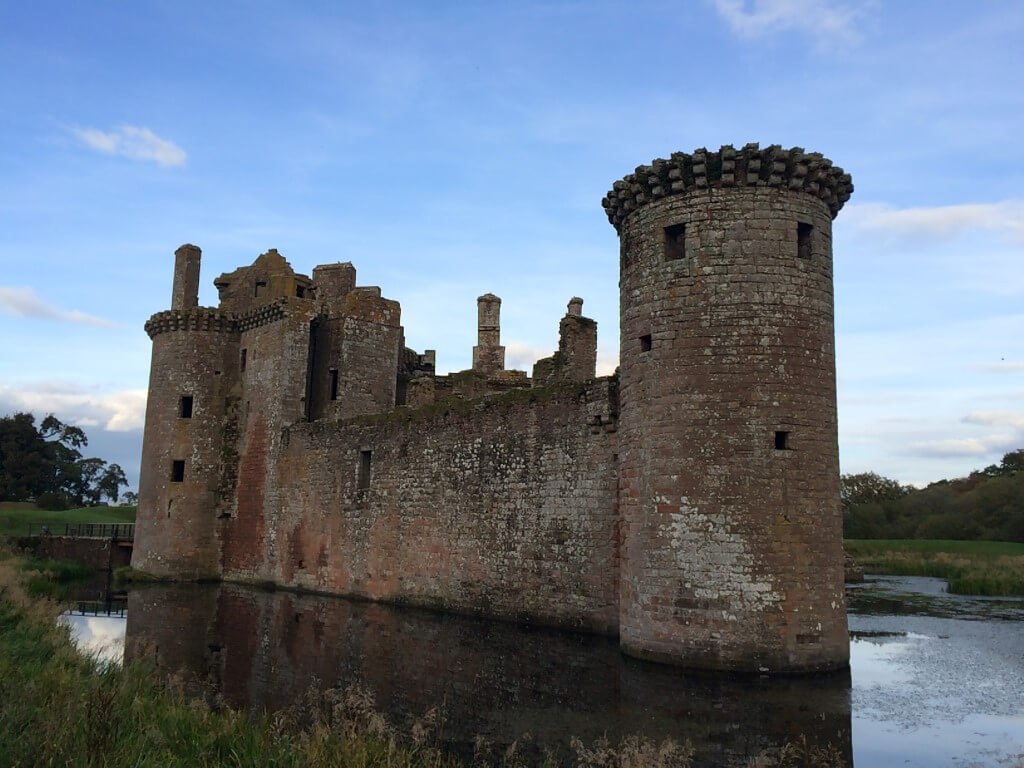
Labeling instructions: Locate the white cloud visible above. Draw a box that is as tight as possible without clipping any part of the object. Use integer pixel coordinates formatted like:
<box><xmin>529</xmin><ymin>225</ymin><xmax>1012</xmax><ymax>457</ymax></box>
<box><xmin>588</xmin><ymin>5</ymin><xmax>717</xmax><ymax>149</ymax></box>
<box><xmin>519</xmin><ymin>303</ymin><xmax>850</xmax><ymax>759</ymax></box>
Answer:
<box><xmin>710</xmin><ymin>0</ymin><xmax>865</xmax><ymax>43</ymax></box>
<box><xmin>74</xmin><ymin>125</ymin><xmax>187</xmax><ymax>167</ymax></box>
<box><xmin>962</xmin><ymin>410</ymin><xmax>1024</xmax><ymax>430</ymax></box>
<box><xmin>0</xmin><ymin>286</ymin><xmax>117</xmax><ymax>327</ymax></box>
<box><xmin>0</xmin><ymin>384</ymin><xmax>147</xmax><ymax>432</ymax></box>
<box><xmin>972</xmin><ymin>361</ymin><xmax>1024</xmax><ymax>374</ymax></box>
<box><xmin>505</xmin><ymin>341</ymin><xmax>553</xmax><ymax>372</ymax></box>
<box><xmin>844</xmin><ymin>200</ymin><xmax>1024</xmax><ymax>243</ymax></box>
<box><xmin>905</xmin><ymin>411</ymin><xmax>1024</xmax><ymax>460</ymax></box>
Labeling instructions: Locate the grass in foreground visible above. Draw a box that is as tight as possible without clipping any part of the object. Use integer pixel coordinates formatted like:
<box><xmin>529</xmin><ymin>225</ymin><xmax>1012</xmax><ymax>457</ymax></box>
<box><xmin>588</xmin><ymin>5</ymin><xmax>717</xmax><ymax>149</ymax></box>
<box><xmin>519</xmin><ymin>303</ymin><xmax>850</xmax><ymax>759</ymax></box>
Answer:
<box><xmin>845</xmin><ymin>539</ymin><xmax>1024</xmax><ymax>596</ymax></box>
<box><xmin>0</xmin><ymin>549</ymin><xmax>847</xmax><ymax>768</ymax></box>
<box><xmin>0</xmin><ymin>500</ymin><xmax>136</xmax><ymax>537</ymax></box>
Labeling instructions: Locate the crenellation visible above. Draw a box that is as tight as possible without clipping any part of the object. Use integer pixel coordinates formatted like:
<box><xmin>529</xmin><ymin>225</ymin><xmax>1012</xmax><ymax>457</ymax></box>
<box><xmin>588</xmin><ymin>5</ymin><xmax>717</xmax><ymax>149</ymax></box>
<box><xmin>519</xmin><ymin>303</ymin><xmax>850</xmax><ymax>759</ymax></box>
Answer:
<box><xmin>134</xmin><ymin>141</ymin><xmax>852</xmax><ymax>675</ymax></box>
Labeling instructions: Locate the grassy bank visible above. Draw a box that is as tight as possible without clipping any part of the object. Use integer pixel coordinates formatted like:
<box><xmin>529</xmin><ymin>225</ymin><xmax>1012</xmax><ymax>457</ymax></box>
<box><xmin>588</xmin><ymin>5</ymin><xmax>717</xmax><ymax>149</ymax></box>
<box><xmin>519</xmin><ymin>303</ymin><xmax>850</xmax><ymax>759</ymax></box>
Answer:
<box><xmin>845</xmin><ymin>539</ymin><xmax>1024</xmax><ymax>596</ymax></box>
<box><xmin>0</xmin><ymin>500</ymin><xmax>136</xmax><ymax>536</ymax></box>
<box><xmin>0</xmin><ymin>552</ymin><xmax>468</xmax><ymax>768</ymax></box>
<box><xmin>0</xmin><ymin>549</ymin><xmax>847</xmax><ymax>767</ymax></box>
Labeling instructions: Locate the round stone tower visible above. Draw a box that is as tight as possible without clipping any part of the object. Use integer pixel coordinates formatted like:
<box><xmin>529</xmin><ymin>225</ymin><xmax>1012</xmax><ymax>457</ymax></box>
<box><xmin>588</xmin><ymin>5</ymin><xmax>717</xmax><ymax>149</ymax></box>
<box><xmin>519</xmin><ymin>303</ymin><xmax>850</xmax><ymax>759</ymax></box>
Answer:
<box><xmin>604</xmin><ymin>144</ymin><xmax>853</xmax><ymax>673</ymax></box>
<box><xmin>133</xmin><ymin>244</ymin><xmax>235</xmax><ymax>579</ymax></box>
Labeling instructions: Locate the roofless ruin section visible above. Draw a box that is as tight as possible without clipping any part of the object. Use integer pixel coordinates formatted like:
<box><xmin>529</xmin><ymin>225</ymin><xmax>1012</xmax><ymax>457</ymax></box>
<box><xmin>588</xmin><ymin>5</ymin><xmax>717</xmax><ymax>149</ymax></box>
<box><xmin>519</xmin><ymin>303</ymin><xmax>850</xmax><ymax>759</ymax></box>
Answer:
<box><xmin>134</xmin><ymin>142</ymin><xmax>853</xmax><ymax>675</ymax></box>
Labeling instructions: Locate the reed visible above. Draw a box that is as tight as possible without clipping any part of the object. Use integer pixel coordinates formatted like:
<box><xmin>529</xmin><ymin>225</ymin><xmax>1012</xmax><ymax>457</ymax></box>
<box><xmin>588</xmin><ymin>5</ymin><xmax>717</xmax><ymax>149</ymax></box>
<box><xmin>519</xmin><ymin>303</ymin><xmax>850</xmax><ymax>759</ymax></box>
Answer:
<box><xmin>845</xmin><ymin>539</ymin><xmax>1024</xmax><ymax>596</ymax></box>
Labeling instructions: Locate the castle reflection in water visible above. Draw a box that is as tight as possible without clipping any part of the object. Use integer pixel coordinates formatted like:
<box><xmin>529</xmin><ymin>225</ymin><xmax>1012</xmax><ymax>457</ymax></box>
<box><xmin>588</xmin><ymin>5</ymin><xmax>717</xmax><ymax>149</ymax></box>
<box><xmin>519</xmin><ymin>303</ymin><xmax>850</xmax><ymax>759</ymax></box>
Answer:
<box><xmin>125</xmin><ymin>584</ymin><xmax>852</xmax><ymax>766</ymax></box>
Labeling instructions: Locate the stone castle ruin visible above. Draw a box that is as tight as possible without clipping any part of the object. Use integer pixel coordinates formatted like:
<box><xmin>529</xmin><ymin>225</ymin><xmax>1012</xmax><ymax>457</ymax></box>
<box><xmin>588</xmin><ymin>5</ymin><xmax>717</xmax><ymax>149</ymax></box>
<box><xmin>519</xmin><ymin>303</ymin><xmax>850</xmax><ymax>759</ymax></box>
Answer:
<box><xmin>134</xmin><ymin>143</ymin><xmax>853</xmax><ymax>674</ymax></box>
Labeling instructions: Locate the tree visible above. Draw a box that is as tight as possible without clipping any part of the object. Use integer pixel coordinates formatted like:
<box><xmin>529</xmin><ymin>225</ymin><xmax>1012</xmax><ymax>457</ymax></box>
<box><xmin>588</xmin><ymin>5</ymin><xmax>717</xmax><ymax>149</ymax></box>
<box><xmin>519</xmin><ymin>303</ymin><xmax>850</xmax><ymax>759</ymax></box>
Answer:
<box><xmin>122</xmin><ymin>490</ymin><xmax>138</xmax><ymax>506</ymax></box>
<box><xmin>840</xmin><ymin>472</ymin><xmax>911</xmax><ymax>509</ymax></box>
<box><xmin>0</xmin><ymin>413</ymin><xmax>52</xmax><ymax>500</ymax></box>
<box><xmin>98</xmin><ymin>464</ymin><xmax>127</xmax><ymax>504</ymax></box>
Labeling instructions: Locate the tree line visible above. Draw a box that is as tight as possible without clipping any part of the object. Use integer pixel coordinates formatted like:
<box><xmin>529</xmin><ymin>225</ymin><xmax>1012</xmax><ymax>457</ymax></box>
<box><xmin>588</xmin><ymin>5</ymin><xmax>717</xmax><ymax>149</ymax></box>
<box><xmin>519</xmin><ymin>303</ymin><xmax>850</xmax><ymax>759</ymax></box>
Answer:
<box><xmin>0</xmin><ymin>412</ymin><xmax>131</xmax><ymax>509</ymax></box>
<box><xmin>843</xmin><ymin>449</ymin><xmax>1024</xmax><ymax>542</ymax></box>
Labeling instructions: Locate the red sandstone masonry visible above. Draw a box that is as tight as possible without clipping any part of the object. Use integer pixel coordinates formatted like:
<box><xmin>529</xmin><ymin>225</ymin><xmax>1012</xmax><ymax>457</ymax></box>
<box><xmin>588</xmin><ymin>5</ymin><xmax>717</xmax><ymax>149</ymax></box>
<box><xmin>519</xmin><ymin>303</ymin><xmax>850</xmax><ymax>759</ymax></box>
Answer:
<box><xmin>228</xmin><ymin>381</ymin><xmax>620</xmax><ymax>634</ymax></box>
<box><xmin>133</xmin><ymin>142</ymin><xmax>853</xmax><ymax>674</ymax></box>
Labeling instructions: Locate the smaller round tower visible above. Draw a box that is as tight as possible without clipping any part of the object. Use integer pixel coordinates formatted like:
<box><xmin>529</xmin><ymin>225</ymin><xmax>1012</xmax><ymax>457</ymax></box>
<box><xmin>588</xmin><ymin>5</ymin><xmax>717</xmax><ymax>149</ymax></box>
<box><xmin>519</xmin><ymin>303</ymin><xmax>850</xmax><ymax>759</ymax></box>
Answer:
<box><xmin>133</xmin><ymin>244</ymin><xmax>236</xmax><ymax>579</ymax></box>
<box><xmin>605</xmin><ymin>144</ymin><xmax>853</xmax><ymax>673</ymax></box>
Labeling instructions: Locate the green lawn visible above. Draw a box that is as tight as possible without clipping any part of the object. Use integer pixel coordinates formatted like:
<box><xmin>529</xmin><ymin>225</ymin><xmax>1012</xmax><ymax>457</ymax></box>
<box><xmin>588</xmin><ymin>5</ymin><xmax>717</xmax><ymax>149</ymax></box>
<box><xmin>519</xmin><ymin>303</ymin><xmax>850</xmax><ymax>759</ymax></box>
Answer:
<box><xmin>0</xmin><ymin>502</ymin><xmax>136</xmax><ymax>537</ymax></box>
<box><xmin>845</xmin><ymin>538</ymin><xmax>1024</xmax><ymax>596</ymax></box>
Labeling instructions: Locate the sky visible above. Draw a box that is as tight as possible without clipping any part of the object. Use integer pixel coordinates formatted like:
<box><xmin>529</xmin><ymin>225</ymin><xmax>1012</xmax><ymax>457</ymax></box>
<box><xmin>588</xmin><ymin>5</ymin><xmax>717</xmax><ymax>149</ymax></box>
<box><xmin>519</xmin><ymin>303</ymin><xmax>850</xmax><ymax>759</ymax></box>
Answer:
<box><xmin>1</xmin><ymin>0</ymin><xmax>1022</xmax><ymax>492</ymax></box>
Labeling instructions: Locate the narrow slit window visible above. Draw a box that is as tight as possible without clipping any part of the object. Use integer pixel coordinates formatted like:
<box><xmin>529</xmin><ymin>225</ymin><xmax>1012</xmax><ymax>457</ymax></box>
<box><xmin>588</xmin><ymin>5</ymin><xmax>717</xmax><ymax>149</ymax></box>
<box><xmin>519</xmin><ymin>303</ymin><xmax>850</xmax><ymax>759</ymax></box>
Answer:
<box><xmin>774</xmin><ymin>431</ymin><xmax>791</xmax><ymax>450</ymax></box>
<box><xmin>171</xmin><ymin>460</ymin><xmax>185</xmax><ymax>482</ymax></box>
<box><xmin>358</xmin><ymin>450</ymin><xmax>372</xmax><ymax>490</ymax></box>
<box><xmin>640</xmin><ymin>334</ymin><xmax>652</xmax><ymax>353</ymax></box>
<box><xmin>797</xmin><ymin>222</ymin><xmax>813</xmax><ymax>259</ymax></box>
<box><xmin>664</xmin><ymin>223</ymin><xmax>686</xmax><ymax>261</ymax></box>
<box><xmin>241</xmin><ymin>348</ymin><xmax>247</xmax><ymax>371</ymax></box>
<box><xmin>329</xmin><ymin>369</ymin><xmax>339</xmax><ymax>401</ymax></box>
<box><xmin>179</xmin><ymin>395</ymin><xmax>194</xmax><ymax>418</ymax></box>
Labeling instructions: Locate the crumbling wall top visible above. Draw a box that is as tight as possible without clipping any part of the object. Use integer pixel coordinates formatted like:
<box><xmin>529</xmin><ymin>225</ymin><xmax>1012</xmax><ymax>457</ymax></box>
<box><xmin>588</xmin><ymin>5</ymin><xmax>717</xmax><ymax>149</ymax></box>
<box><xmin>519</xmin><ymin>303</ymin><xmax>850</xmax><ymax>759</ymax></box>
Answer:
<box><xmin>602</xmin><ymin>144</ymin><xmax>853</xmax><ymax>232</ymax></box>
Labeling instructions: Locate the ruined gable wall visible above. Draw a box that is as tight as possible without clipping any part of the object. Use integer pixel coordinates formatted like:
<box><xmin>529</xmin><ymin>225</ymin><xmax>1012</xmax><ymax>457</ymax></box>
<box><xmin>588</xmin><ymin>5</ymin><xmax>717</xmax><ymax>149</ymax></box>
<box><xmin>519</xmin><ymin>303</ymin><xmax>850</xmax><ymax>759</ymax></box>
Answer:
<box><xmin>221</xmin><ymin>379</ymin><xmax>620</xmax><ymax>634</ymax></box>
<box><xmin>221</xmin><ymin>304</ymin><xmax>315</xmax><ymax>573</ymax></box>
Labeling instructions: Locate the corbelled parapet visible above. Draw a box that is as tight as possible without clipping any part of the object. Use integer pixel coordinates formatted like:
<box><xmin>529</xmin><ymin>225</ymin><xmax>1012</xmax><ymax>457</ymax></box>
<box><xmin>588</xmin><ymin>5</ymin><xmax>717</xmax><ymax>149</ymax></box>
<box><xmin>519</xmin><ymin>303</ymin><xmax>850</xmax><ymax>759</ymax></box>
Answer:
<box><xmin>601</xmin><ymin>143</ymin><xmax>853</xmax><ymax>231</ymax></box>
<box><xmin>144</xmin><ymin>308</ymin><xmax>236</xmax><ymax>339</ymax></box>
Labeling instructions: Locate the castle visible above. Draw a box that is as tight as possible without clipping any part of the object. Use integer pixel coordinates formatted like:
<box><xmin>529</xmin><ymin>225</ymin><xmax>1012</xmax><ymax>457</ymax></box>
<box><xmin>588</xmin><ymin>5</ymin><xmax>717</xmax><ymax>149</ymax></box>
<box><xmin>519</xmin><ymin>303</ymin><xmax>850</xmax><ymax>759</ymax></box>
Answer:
<box><xmin>133</xmin><ymin>143</ymin><xmax>853</xmax><ymax>674</ymax></box>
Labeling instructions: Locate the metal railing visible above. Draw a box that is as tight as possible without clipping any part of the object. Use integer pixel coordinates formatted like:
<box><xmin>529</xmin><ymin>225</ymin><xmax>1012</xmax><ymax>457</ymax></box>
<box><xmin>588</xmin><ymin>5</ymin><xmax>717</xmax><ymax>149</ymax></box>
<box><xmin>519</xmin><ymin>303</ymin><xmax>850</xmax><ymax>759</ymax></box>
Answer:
<box><xmin>26</xmin><ymin>523</ymin><xmax>135</xmax><ymax>541</ymax></box>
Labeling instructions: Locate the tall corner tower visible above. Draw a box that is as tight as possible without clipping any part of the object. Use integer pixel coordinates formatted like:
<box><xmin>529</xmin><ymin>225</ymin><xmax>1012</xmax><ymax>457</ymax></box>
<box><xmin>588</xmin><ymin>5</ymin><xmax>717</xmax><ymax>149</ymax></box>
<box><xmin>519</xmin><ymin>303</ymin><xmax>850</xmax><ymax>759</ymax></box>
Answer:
<box><xmin>133</xmin><ymin>244</ymin><xmax>237</xmax><ymax>579</ymax></box>
<box><xmin>604</xmin><ymin>144</ymin><xmax>853</xmax><ymax>673</ymax></box>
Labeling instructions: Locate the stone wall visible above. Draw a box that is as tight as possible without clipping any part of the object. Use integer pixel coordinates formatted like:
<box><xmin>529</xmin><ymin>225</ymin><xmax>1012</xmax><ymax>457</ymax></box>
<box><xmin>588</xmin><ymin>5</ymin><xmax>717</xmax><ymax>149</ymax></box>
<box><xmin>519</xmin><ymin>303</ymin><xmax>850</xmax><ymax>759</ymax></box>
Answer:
<box><xmin>9</xmin><ymin>535</ymin><xmax>132</xmax><ymax>571</ymax></box>
<box><xmin>609</xmin><ymin>144</ymin><xmax>850</xmax><ymax>672</ymax></box>
<box><xmin>221</xmin><ymin>379</ymin><xmax>620</xmax><ymax>634</ymax></box>
<box><xmin>134</xmin><ymin>313</ymin><xmax>238</xmax><ymax>579</ymax></box>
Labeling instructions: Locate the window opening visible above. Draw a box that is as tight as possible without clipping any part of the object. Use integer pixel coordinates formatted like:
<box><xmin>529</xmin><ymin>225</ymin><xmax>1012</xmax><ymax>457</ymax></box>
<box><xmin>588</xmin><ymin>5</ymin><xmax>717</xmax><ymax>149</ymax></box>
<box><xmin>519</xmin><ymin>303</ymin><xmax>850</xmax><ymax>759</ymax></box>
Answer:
<box><xmin>640</xmin><ymin>334</ymin><xmax>652</xmax><ymax>353</ymax></box>
<box><xmin>254</xmin><ymin>280</ymin><xmax>267</xmax><ymax>297</ymax></box>
<box><xmin>797</xmin><ymin>222</ymin><xmax>813</xmax><ymax>259</ymax></box>
<box><xmin>774</xmin><ymin>431</ymin><xmax>791</xmax><ymax>450</ymax></box>
<box><xmin>241</xmin><ymin>348</ymin><xmax>247</xmax><ymax>371</ymax></box>
<box><xmin>358</xmin><ymin>450</ymin><xmax>372</xmax><ymax>490</ymax></box>
<box><xmin>179</xmin><ymin>395</ymin><xmax>193</xmax><ymax>419</ymax></box>
<box><xmin>664</xmin><ymin>223</ymin><xmax>686</xmax><ymax>261</ymax></box>
<box><xmin>171</xmin><ymin>460</ymin><xmax>185</xmax><ymax>482</ymax></box>
<box><xmin>329</xmin><ymin>369</ymin><xmax>339</xmax><ymax>401</ymax></box>
<box><xmin>295</xmin><ymin>285</ymin><xmax>306</xmax><ymax>298</ymax></box>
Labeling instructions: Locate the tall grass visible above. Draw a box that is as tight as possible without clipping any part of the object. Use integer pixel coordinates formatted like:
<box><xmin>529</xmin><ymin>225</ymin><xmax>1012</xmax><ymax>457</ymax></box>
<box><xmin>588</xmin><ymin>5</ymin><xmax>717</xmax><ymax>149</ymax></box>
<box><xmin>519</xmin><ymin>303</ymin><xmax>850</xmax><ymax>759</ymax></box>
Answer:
<box><xmin>845</xmin><ymin>539</ymin><xmax>1024</xmax><ymax>596</ymax></box>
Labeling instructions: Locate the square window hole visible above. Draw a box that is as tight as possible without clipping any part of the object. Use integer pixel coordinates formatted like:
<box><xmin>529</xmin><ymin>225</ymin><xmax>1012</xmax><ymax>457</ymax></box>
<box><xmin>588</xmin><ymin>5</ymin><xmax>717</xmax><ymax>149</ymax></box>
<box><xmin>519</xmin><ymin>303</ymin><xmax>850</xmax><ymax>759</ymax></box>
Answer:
<box><xmin>774</xmin><ymin>431</ymin><xmax>791</xmax><ymax>450</ymax></box>
<box><xmin>640</xmin><ymin>334</ymin><xmax>652</xmax><ymax>352</ymax></box>
<box><xmin>664</xmin><ymin>223</ymin><xmax>686</xmax><ymax>261</ymax></box>
<box><xmin>797</xmin><ymin>222</ymin><xmax>813</xmax><ymax>259</ymax></box>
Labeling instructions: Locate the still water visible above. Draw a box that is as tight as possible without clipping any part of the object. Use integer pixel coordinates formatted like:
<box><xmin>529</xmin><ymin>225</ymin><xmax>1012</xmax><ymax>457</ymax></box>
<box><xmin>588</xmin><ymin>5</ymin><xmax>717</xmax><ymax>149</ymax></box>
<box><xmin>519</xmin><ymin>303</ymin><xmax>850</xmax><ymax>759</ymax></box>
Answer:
<box><xmin>65</xmin><ymin>576</ymin><xmax>1024</xmax><ymax>767</ymax></box>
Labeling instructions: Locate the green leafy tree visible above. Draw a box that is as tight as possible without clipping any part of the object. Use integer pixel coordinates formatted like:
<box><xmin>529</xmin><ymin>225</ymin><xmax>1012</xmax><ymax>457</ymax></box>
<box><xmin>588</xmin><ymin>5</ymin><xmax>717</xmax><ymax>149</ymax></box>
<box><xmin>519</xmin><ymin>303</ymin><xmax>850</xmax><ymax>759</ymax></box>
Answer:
<box><xmin>98</xmin><ymin>463</ymin><xmax>128</xmax><ymax>504</ymax></box>
<box><xmin>0</xmin><ymin>413</ymin><xmax>52</xmax><ymax>500</ymax></box>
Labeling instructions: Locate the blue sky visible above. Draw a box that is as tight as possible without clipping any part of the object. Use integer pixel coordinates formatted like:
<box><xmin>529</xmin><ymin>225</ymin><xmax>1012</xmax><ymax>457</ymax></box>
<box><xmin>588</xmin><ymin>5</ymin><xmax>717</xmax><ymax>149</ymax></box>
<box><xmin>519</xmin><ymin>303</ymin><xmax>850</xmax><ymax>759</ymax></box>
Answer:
<box><xmin>1</xmin><ymin>0</ymin><xmax>1021</xmax><ymax>492</ymax></box>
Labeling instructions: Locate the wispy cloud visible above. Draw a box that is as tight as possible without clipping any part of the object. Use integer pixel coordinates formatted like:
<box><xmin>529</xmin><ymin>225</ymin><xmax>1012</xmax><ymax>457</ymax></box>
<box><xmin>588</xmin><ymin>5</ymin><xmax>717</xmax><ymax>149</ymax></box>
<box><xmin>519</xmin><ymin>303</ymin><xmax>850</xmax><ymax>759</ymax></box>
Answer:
<box><xmin>845</xmin><ymin>200</ymin><xmax>1024</xmax><ymax>243</ymax></box>
<box><xmin>0</xmin><ymin>384</ymin><xmax>146</xmax><ymax>432</ymax></box>
<box><xmin>908</xmin><ymin>411</ymin><xmax>1024</xmax><ymax>460</ymax></box>
<box><xmin>73</xmin><ymin>125</ymin><xmax>187</xmax><ymax>167</ymax></box>
<box><xmin>0</xmin><ymin>286</ymin><xmax>117</xmax><ymax>327</ymax></box>
<box><xmin>972</xmin><ymin>361</ymin><xmax>1024</xmax><ymax>374</ymax></box>
<box><xmin>505</xmin><ymin>341</ymin><xmax>551</xmax><ymax>372</ymax></box>
<box><xmin>709</xmin><ymin>0</ymin><xmax>866</xmax><ymax>44</ymax></box>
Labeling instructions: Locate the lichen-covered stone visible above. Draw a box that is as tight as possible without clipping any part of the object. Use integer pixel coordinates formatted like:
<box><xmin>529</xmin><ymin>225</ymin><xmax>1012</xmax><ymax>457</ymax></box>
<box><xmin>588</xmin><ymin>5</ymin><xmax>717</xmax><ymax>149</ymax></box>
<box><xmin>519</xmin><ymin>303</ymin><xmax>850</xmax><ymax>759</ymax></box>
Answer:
<box><xmin>133</xmin><ymin>142</ymin><xmax>851</xmax><ymax>675</ymax></box>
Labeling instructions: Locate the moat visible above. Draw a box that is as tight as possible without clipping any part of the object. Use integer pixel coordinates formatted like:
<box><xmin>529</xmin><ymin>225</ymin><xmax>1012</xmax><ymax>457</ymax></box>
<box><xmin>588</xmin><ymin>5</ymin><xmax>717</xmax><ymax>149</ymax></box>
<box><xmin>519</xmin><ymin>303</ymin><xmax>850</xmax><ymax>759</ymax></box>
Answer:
<box><xmin>63</xmin><ymin>575</ymin><xmax>1024</xmax><ymax>767</ymax></box>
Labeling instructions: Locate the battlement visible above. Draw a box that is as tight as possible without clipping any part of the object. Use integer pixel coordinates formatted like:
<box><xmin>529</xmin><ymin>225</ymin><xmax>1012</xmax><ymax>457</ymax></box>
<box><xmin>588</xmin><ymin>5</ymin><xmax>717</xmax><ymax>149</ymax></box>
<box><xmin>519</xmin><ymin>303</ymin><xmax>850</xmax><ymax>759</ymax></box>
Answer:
<box><xmin>135</xmin><ymin>141</ymin><xmax>852</xmax><ymax>675</ymax></box>
<box><xmin>602</xmin><ymin>143</ymin><xmax>852</xmax><ymax>231</ymax></box>
<box><xmin>144</xmin><ymin>307</ymin><xmax>237</xmax><ymax>339</ymax></box>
